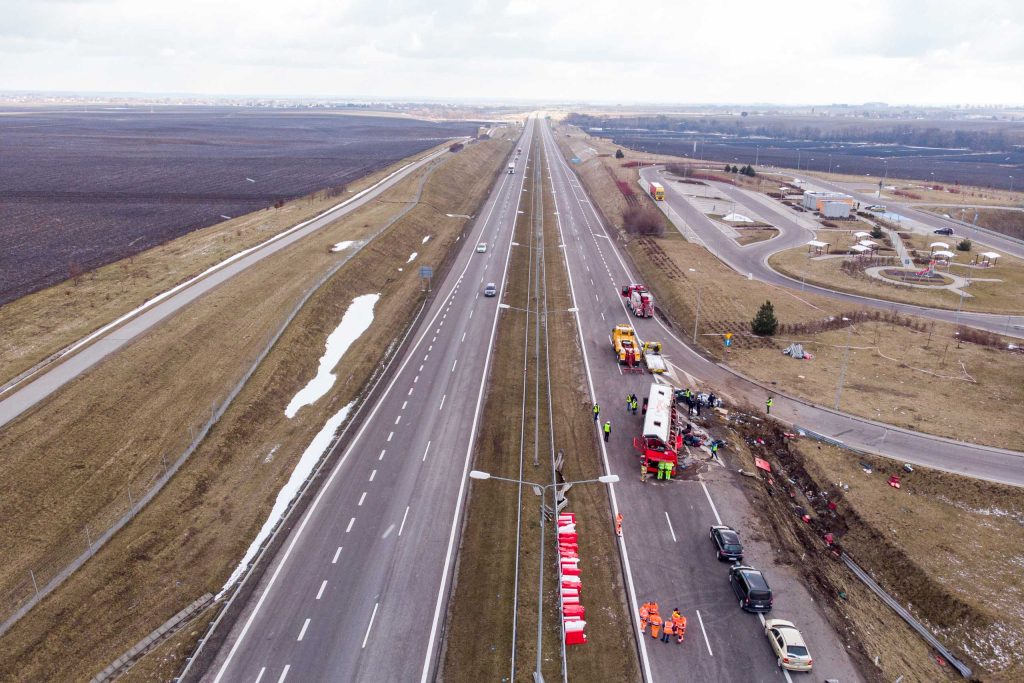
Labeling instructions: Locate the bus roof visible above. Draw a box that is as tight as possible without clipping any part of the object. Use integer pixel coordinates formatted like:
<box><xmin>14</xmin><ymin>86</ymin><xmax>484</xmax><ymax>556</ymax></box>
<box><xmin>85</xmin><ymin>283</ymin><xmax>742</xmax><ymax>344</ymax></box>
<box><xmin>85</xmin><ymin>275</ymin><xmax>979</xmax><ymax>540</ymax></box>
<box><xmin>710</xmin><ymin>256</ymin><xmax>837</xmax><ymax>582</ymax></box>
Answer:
<box><xmin>642</xmin><ymin>383</ymin><xmax>673</xmax><ymax>444</ymax></box>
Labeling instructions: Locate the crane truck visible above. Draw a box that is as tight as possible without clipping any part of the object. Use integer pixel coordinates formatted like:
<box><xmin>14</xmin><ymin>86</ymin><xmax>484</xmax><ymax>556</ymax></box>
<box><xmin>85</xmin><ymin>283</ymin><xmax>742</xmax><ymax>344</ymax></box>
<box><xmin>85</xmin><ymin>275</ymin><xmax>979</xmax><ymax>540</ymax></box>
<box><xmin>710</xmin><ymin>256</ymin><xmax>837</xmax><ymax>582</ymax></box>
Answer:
<box><xmin>611</xmin><ymin>324</ymin><xmax>640</xmax><ymax>367</ymax></box>
<box><xmin>649</xmin><ymin>181</ymin><xmax>665</xmax><ymax>201</ymax></box>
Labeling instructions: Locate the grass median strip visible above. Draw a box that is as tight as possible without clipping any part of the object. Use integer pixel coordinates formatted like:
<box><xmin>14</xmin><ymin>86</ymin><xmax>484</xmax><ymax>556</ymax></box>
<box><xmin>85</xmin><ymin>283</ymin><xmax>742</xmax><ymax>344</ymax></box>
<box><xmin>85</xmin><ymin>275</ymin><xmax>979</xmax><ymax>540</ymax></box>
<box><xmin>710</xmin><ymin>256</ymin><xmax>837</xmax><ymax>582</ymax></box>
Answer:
<box><xmin>0</xmin><ymin>136</ymin><xmax>511</xmax><ymax>681</ymax></box>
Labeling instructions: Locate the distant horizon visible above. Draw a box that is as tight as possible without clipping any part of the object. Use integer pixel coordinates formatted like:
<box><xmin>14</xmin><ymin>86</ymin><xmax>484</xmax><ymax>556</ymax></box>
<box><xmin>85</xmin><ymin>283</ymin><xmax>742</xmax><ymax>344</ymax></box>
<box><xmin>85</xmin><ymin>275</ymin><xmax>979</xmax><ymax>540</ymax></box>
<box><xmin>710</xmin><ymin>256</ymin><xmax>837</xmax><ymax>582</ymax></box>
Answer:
<box><xmin>2</xmin><ymin>90</ymin><xmax>1023</xmax><ymax>112</ymax></box>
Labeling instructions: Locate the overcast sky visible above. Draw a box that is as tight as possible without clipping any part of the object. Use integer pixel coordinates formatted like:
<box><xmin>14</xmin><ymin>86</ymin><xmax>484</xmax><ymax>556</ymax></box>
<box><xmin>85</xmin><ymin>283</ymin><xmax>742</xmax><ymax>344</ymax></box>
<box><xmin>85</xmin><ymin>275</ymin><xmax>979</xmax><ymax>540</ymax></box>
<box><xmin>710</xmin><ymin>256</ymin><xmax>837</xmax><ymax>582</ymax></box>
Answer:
<box><xmin>2</xmin><ymin>0</ymin><xmax>1023</xmax><ymax>105</ymax></box>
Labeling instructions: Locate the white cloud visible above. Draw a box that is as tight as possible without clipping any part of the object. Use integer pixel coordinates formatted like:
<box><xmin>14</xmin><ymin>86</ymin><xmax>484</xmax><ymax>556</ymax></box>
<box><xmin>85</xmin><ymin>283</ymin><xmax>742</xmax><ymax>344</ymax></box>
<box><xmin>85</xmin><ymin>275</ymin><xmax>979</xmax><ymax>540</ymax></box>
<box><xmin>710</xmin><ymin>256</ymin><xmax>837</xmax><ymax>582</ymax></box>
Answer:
<box><xmin>0</xmin><ymin>0</ymin><xmax>1021</xmax><ymax>104</ymax></box>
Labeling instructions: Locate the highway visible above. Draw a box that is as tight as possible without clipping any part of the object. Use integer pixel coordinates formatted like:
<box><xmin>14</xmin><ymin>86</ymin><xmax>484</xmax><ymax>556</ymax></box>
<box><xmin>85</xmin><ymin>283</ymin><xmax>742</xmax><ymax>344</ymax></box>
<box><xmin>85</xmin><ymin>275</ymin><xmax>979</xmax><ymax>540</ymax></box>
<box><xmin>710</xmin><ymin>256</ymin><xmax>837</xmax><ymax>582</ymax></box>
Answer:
<box><xmin>0</xmin><ymin>145</ymin><xmax>454</xmax><ymax>429</ymax></box>
<box><xmin>541</xmin><ymin>122</ymin><xmax>863</xmax><ymax>681</ymax></box>
<box><xmin>202</xmin><ymin>119</ymin><xmax>536</xmax><ymax>682</ymax></box>
<box><xmin>639</xmin><ymin>166</ymin><xmax>1024</xmax><ymax>338</ymax></box>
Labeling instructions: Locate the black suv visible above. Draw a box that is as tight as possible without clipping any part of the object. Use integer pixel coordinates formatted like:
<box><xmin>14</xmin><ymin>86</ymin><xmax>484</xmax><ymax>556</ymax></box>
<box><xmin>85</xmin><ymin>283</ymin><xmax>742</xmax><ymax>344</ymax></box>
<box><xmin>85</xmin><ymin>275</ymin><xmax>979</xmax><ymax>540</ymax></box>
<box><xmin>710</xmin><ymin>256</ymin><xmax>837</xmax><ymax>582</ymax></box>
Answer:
<box><xmin>730</xmin><ymin>565</ymin><xmax>773</xmax><ymax>612</ymax></box>
<box><xmin>710</xmin><ymin>525</ymin><xmax>744</xmax><ymax>562</ymax></box>
<box><xmin>933</xmin><ymin>227</ymin><xmax>954</xmax><ymax>236</ymax></box>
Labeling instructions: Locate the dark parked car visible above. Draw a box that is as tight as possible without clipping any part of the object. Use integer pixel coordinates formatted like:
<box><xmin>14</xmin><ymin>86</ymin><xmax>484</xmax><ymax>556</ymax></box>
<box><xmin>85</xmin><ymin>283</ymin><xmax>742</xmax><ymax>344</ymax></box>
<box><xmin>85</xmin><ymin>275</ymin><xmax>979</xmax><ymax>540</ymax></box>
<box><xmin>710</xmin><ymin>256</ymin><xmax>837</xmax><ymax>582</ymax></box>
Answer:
<box><xmin>710</xmin><ymin>525</ymin><xmax>744</xmax><ymax>562</ymax></box>
<box><xmin>730</xmin><ymin>565</ymin><xmax>773</xmax><ymax>612</ymax></box>
<box><xmin>933</xmin><ymin>227</ymin><xmax>954</xmax><ymax>236</ymax></box>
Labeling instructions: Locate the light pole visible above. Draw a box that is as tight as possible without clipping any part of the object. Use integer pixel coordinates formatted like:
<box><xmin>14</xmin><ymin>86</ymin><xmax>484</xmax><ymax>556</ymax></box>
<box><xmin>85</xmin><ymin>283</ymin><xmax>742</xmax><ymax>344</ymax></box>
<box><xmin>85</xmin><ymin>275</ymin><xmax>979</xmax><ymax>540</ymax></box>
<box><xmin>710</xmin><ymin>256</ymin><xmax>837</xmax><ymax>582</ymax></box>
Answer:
<box><xmin>833</xmin><ymin>318</ymin><xmax>852</xmax><ymax>410</ymax></box>
<box><xmin>469</xmin><ymin>470</ymin><xmax>620</xmax><ymax>683</ymax></box>
<box><xmin>689</xmin><ymin>268</ymin><xmax>701</xmax><ymax>343</ymax></box>
<box><xmin>1011</xmin><ymin>175</ymin><xmax>1015</xmax><ymax>194</ymax></box>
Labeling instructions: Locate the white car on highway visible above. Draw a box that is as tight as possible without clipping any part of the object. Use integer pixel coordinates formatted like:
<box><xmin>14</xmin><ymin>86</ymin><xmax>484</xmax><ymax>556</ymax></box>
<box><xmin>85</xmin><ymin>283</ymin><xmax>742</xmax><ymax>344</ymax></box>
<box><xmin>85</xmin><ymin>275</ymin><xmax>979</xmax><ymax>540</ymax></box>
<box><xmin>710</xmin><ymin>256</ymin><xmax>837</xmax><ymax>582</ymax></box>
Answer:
<box><xmin>476</xmin><ymin>242</ymin><xmax>487</xmax><ymax>253</ymax></box>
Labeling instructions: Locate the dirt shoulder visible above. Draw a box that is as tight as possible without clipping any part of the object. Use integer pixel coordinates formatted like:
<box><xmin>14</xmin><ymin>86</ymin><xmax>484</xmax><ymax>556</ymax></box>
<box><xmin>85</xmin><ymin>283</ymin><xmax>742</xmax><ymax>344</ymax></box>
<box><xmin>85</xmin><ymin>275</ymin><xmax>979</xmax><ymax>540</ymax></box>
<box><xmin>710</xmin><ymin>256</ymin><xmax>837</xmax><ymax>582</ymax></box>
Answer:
<box><xmin>0</xmin><ymin>138</ymin><xmax>461</xmax><ymax>387</ymax></box>
<box><xmin>728</xmin><ymin>415</ymin><xmax>1024</xmax><ymax>682</ymax></box>
<box><xmin>0</xmin><ymin>137</ymin><xmax>511</xmax><ymax>681</ymax></box>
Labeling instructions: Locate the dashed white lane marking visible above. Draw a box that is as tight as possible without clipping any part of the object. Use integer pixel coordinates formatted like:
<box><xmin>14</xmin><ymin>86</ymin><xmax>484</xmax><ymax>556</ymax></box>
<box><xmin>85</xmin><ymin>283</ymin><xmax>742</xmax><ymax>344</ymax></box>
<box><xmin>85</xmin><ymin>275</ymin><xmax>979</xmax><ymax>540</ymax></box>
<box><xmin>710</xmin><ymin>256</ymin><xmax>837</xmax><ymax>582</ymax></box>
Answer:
<box><xmin>408</xmin><ymin>387</ymin><xmax>414</xmax><ymax>396</ymax></box>
<box><xmin>369</xmin><ymin>469</ymin><xmax>376</xmax><ymax>482</ymax></box>
<box><xmin>432</xmin><ymin>335</ymin><xmax>437</xmax><ymax>343</ymax></box>
<box><xmin>601</xmin><ymin>311</ymin><xmax>605</xmax><ymax>320</ymax></box>
<box><xmin>439</xmin><ymin>394</ymin><xmax>446</xmax><ymax>411</ymax></box>
<box><xmin>428</xmin><ymin>345</ymin><xmax>432</xmax><ymax>352</ymax></box>
<box><xmin>395</xmin><ymin>415</ymin><xmax>401</xmax><ymax>424</ymax></box>
<box><xmin>399</xmin><ymin>506</ymin><xmax>411</xmax><ymax>536</ymax></box>
<box><xmin>362</xmin><ymin>602</ymin><xmax>379</xmax><ymax>649</ymax></box>
<box><xmin>358</xmin><ymin>491</ymin><xmax>367</xmax><ymax>506</ymax></box>
<box><xmin>378</xmin><ymin>449</ymin><xmax>386</xmax><ymax>461</ymax></box>
<box><xmin>700</xmin><ymin>481</ymin><xmax>723</xmax><ymax>525</ymax></box>
<box><xmin>419</xmin><ymin>363</ymin><xmax>425</xmax><ymax>371</ymax></box>
<box><xmin>665</xmin><ymin>511</ymin><xmax>677</xmax><ymax>542</ymax></box>
<box><xmin>422</xmin><ymin>440</ymin><xmax>432</xmax><ymax>462</ymax></box>
<box><xmin>297</xmin><ymin>618</ymin><xmax>310</xmax><ymax>641</ymax></box>
<box><xmin>346</xmin><ymin>518</ymin><xmax>355</xmax><ymax>533</ymax></box>
<box><xmin>255</xmin><ymin>667</ymin><xmax>265</xmax><ymax>683</ymax></box>
<box><xmin>332</xmin><ymin>547</ymin><xmax>342</xmax><ymax>563</ymax></box>
<box><xmin>414</xmin><ymin>375</ymin><xmax>419</xmax><ymax>383</ymax></box>
<box><xmin>387</xmin><ymin>431</ymin><xmax>394</xmax><ymax>442</ymax></box>
<box><xmin>277</xmin><ymin>665</ymin><xmax>290</xmax><ymax>683</ymax></box>
<box><xmin>451</xmin><ymin>359</ymin><xmax>458</xmax><ymax>373</ymax></box>
<box><xmin>469</xmin><ymin>309</ymin><xmax>474</xmax><ymax>319</ymax></box>
<box><xmin>381</xmin><ymin>524</ymin><xmax>395</xmax><ymax>539</ymax></box>
<box><xmin>316</xmin><ymin>580</ymin><xmax>327</xmax><ymax>600</ymax></box>
<box><xmin>461</xmin><ymin>331</ymin><xmax>466</xmax><ymax>343</ymax></box>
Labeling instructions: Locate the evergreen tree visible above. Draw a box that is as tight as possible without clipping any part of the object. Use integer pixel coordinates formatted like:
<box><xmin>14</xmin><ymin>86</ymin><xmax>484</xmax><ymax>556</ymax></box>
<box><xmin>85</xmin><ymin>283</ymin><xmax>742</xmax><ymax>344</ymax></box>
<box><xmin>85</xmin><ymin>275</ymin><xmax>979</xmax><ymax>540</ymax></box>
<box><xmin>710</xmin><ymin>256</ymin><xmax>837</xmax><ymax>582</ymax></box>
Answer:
<box><xmin>751</xmin><ymin>300</ymin><xmax>779</xmax><ymax>336</ymax></box>
<box><xmin>724</xmin><ymin>164</ymin><xmax>731</xmax><ymax>173</ymax></box>
<box><xmin>615</xmin><ymin>149</ymin><xmax>625</xmax><ymax>159</ymax></box>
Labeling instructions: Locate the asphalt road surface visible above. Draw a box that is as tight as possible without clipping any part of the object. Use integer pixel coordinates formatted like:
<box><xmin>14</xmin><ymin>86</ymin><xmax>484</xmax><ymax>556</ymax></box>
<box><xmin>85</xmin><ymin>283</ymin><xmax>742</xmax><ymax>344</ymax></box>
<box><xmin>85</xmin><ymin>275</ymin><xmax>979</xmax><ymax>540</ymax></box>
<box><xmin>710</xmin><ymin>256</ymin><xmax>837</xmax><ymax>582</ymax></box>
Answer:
<box><xmin>0</xmin><ymin>146</ymin><xmax>453</xmax><ymax>429</ymax></box>
<box><xmin>202</xmin><ymin>120</ymin><xmax>537</xmax><ymax>682</ymax></box>
<box><xmin>640</xmin><ymin>167</ymin><xmax>1024</xmax><ymax>338</ymax></box>
<box><xmin>542</xmin><ymin>121</ymin><xmax>863</xmax><ymax>683</ymax></box>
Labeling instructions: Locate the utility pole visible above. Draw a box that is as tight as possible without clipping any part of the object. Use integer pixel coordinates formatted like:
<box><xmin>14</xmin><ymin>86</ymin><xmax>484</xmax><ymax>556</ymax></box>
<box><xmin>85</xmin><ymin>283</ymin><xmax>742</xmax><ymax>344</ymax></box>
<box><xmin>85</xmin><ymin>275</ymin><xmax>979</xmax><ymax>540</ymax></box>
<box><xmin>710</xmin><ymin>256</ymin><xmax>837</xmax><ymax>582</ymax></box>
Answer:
<box><xmin>692</xmin><ymin>284</ymin><xmax>703</xmax><ymax>344</ymax></box>
<box><xmin>834</xmin><ymin>322</ymin><xmax>853</xmax><ymax>411</ymax></box>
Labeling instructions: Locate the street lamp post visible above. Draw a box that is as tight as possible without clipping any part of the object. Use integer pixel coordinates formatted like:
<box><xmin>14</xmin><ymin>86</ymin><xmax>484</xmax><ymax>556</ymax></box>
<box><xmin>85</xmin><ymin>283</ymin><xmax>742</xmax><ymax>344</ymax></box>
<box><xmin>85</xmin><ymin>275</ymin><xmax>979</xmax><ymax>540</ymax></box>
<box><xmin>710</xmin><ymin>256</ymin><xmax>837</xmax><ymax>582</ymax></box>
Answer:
<box><xmin>1011</xmin><ymin>175</ymin><xmax>1015</xmax><ymax>194</ymax></box>
<box><xmin>688</xmin><ymin>268</ymin><xmax>701</xmax><ymax>343</ymax></box>
<box><xmin>469</xmin><ymin>470</ymin><xmax>619</xmax><ymax>683</ymax></box>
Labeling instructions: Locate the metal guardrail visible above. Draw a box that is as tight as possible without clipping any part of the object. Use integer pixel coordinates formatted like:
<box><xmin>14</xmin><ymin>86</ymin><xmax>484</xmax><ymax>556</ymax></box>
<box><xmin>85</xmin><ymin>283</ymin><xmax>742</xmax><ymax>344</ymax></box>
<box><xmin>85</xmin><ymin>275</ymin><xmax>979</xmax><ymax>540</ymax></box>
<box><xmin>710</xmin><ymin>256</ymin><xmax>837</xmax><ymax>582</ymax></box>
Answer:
<box><xmin>842</xmin><ymin>555</ymin><xmax>972</xmax><ymax>678</ymax></box>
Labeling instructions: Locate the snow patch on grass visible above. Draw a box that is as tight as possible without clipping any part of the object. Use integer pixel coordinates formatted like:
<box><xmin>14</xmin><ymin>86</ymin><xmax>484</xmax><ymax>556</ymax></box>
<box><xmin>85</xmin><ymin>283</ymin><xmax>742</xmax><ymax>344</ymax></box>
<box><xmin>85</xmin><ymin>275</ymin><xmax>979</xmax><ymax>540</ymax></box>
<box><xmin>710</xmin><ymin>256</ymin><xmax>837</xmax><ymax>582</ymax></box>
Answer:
<box><xmin>285</xmin><ymin>293</ymin><xmax>379</xmax><ymax>418</ymax></box>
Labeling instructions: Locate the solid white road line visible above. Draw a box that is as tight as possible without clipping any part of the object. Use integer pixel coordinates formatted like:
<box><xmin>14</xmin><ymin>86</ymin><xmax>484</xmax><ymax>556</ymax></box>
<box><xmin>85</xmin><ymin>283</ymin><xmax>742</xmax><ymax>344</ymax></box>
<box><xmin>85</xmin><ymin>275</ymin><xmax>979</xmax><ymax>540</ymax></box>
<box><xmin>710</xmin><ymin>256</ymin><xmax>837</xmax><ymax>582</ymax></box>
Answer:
<box><xmin>332</xmin><ymin>547</ymin><xmax>342</xmax><ymax>564</ymax></box>
<box><xmin>316</xmin><ymin>580</ymin><xmax>327</xmax><ymax>600</ymax></box>
<box><xmin>277</xmin><ymin>665</ymin><xmax>290</xmax><ymax>683</ymax></box>
<box><xmin>346</xmin><ymin>518</ymin><xmax>355</xmax><ymax>533</ymax></box>
<box><xmin>422</xmin><ymin>440</ymin><xmax>431</xmax><ymax>462</ymax></box>
<box><xmin>700</xmin><ymin>481</ymin><xmax>723</xmax><ymax>525</ymax></box>
<box><xmin>297</xmin><ymin>618</ymin><xmax>310</xmax><ymax>641</ymax></box>
<box><xmin>358</xmin><ymin>492</ymin><xmax>367</xmax><ymax>506</ymax></box>
<box><xmin>399</xmin><ymin>506</ymin><xmax>411</xmax><ymax>536</ymax></box>
<box><xmin>362</xmin><ymin>602</ymin><xmax>379</xmax><ymax>649</ymax></box>
<box><xmin>664</xmin><ymin>511</ymin><xmax>677</xmax><ymax>542</ymax></box>
<box><xmin>543</xmin><ymin>125</ymin><xmax>653</xmax><ymax>683</ymax></box>
<box><xmin>696</xmin><ymin>610</ymin><xmax>713</xmax><ymax>656</ymax></box>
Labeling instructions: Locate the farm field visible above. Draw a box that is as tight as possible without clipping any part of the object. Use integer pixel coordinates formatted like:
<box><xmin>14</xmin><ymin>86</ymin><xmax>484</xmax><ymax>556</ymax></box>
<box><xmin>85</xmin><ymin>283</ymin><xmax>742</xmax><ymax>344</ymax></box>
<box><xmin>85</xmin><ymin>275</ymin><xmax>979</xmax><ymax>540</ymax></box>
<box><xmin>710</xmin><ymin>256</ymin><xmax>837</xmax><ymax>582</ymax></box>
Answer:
<box><xmin>0</xmin><ymin>107</ymin><xmax>477</xmax><ymax>304</ymax></box>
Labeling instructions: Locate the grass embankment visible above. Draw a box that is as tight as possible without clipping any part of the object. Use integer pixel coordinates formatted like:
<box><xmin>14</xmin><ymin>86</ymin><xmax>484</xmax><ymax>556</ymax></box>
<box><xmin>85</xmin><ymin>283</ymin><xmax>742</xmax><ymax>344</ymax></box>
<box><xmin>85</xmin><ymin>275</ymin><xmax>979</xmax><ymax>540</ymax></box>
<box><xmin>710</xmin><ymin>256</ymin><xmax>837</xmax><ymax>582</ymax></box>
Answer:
<box><xmin>728</xmin><ymin>418</ymin><xmax>1024</xmax><ymax>682</ymax></box>
<box><xmin>0</xmin><ymin>139</ymin><xmax>460</xmax><ymax>387</ymax></box>
<box><xmin>769</xmin><ymin>236</ymin><xmax>1024</xmax><ymax>314</ymax></box>
<box><xmin>552</xmin><ymin>125</ymin><xmax>1024</xmax><ymax>451</ymax></box>
<box><xmin>922</xmin><ymin>205</ymin><xmax>1024</xmax><ymax>241</ymax></box>
<box><xmin>443</xmin><ymin>142</ymin><xmax>638</xmax><ymax>682</ymax></box>
<box><xmin>0</xmin><ymin>136</ymin><xmax>512</xmax><ymax>681</ymax></box>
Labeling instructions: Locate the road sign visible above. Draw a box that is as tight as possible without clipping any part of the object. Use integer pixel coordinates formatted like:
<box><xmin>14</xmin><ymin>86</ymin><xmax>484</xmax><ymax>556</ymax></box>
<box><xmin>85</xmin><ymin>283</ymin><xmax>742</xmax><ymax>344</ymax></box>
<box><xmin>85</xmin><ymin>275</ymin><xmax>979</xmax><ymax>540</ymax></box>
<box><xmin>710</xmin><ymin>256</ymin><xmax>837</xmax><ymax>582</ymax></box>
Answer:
<box><xmin>419</xmin><ymin>266</ymin><xmax>433</xmax><ymax>279</ymax></box>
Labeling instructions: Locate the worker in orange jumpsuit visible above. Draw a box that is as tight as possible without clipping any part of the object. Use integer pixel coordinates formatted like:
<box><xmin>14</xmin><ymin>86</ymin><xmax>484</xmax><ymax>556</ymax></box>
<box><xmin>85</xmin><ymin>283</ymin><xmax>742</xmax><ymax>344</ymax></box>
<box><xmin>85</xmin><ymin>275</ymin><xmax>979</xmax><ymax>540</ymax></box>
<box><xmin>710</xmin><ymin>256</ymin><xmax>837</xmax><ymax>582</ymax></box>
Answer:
<box><xmin>615</xmin><ymin>513</ymin><xmax>623</xmax><ymax>537</ymax></box>
<box><xmin>639</xmin><ymin>602</ymin><xmax>650</xmax><ymax>633</ymax></box>
<box><xmin>649</xmin><ymin>613</ymin><xmax>663</xmax><ymax>640</ymax></box>
<box><xmin>661</xmin><ymin>618</ymin><xmax>674</xmax><ymax>643</ymax></box>
<box><xmin>674</xmin><ymin>616</ymin><xmax>687</xmax><ymax>644</ymax></box>
<box><xmin>671</xmin><ymin>608</ymin><xmax>681</xmax><ymax>623</ymax></box>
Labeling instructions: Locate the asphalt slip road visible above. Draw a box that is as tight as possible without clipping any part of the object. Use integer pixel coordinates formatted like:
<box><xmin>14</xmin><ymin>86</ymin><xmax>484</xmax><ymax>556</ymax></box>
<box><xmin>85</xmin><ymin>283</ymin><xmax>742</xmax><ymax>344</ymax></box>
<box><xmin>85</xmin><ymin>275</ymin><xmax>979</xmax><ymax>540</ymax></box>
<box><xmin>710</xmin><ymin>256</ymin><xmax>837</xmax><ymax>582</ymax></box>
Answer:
<box><xmin>0</xmin><ymin>145</ymin><xmax>451</xmax><ymax>429</ymax></box>
<box><xmin>640</xmin><ymin>166</ymin><xmax>1024</xmax><ymax>338</ymax></box>
<box><xmin>203</xmin><ymin>120</ymin><xmax>537</xmax><ymax>682</ymax></box>
<box><xmin>542</xmin><ymin>122</ymin><xmax>862</xmax><ymax>682</ymax></box>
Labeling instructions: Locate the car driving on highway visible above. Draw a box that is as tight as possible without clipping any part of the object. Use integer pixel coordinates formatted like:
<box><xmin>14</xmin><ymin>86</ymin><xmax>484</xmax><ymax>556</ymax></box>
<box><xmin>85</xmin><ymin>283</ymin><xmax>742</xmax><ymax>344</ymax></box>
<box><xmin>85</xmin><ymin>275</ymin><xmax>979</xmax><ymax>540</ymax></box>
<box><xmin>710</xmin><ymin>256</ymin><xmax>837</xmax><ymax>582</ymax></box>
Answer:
<box><xmin>710</xmin><ymin>525</ymin><xmax>744</xmax><ymax>562</ymax></box>
<box><xmin>933</xmin><ymin>227</ymin><xmax>954</xmax><ymax>236</ymax></box>
<box><xmin>477</xmin><ymin>242</ymin><xmax>487</xmax><ymax>252</ymax></box>
<box><xmin>483</xmin><ymin>282</ymin><xmax>497</xmax><ymax>297</ymax></box>
<box><xmin>764</xmin><ymin>619</ymin><xmax>813</xmax><ymax>671</ymax></box>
